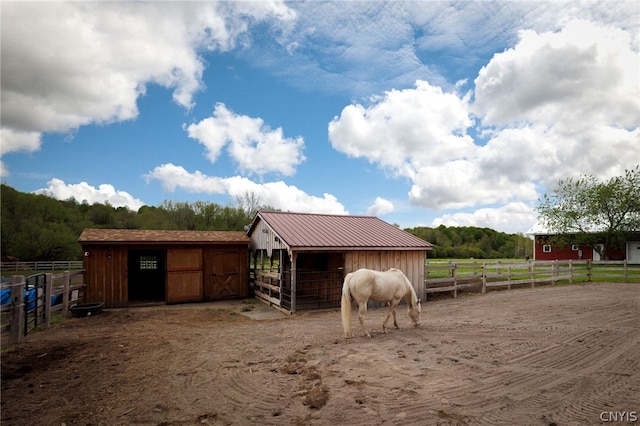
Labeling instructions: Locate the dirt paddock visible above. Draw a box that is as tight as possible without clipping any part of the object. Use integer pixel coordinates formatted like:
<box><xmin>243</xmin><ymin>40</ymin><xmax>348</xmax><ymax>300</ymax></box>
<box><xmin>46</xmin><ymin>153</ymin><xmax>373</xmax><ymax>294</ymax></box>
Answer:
<box><xmin>2</xmin><ymin>283</ymin><xmax>639</xmax><ymax>425</ymax></box>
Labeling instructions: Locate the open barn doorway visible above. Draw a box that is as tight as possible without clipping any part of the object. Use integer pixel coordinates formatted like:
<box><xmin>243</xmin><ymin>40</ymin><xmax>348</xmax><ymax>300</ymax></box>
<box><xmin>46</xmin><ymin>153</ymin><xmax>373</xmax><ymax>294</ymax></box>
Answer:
<box><xmin>128</xmin><ymin>250</ymin><xmax>166</xmax><ymax>303</ymax></box>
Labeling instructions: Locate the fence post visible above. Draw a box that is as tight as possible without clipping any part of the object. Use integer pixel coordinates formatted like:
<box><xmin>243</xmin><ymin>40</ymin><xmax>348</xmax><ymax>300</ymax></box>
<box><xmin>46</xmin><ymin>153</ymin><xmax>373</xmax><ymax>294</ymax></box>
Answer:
<box><xmin>452</xmin><ymin>263</ymin><xmax>458</xmax><ymax>298</ymax></box>
<box><xmin>552</xmin><ymin>260</ymin><xmax>558</xmax><ymax>286</ymax></box>
<box><xmin>43</xmin><ymin>273</ymin><xmax>53</xmax><ymax>330</ymax></box>
<box><xmin>9</xmin><ymin>275</ymin><xmax>25</xmax><ymax>345</ymax></box>
<box><xmin>587</xmin><ymin>260</ymin><xmax>592</xmax><ymax>282</ymax></box>
<box><xmin>507</xmin><ymin>266</ymin><xmax>512</xmax><ymax>290</ymax></box>
<box><xmin>623</xmin><ymin>260</ymin><xmax>628</xmax><ymax>283</ymax></box>
<box><xmin>481</xmin><ymin>263</ymin><xmax>487</xmax><ymax>294</ymax></box>
<box><xmin>568</xmin><ymin>260</ymin><xmax>573</xmax><ymax>285</ymax></box>
<box><xmin>530</xmin><ymin>261</ymin><xmax>535</xmax><ymax>288</ymax></box>
<box><xmin>62</xmin><ymin>271</ymin><xmax>71</xmax><ymax>317</ymax></box>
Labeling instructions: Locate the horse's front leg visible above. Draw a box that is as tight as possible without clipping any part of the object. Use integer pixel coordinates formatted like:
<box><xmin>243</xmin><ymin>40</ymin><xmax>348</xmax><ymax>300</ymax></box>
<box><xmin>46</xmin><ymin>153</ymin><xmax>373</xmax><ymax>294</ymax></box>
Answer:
<box><xmin>358</xmin><ymin>303</ymin><xmax>371</xmax><ymax>337</ymax></box>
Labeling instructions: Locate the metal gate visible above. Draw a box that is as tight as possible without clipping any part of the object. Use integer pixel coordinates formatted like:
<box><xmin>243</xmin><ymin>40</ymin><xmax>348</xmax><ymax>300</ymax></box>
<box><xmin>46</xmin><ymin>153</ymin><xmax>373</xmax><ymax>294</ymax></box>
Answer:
<box><xmin>281</xmin><ymin>269</ymin><xmax>344</xmax><ymax>311</ymax></box>
<box><xmin>24</xmin><ymin>273</ymin><xmax>47</xmax><ymax>336</ymax></box>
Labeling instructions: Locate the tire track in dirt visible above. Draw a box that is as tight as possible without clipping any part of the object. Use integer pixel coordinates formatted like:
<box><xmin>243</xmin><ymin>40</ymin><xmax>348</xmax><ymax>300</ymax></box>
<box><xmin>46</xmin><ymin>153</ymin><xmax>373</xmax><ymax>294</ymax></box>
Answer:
<box><xmin>3</xmin><ymin>284</ymin><xmax>638</xmax><ymax>426</ymax></box>
<box><xmin>426</xmin><ymin>289</ymin><xmax>639</xmax><ymax>425</ymax></box>
<box><xmin>314</xmin><ymin>329</ymin><xmax>443</xmax><ymax>426</ymax></box>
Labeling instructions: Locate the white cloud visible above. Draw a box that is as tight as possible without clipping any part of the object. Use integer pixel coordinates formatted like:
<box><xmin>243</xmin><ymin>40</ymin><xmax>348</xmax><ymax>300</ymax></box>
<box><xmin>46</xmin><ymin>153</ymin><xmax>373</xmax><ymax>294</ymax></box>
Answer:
<box><xmin>431</xmin><ymin>202</ymin><xmax>538</xmax><ymax>234</ymax></box>
<box><xmin>145</xmin><ymin>163</ymin><xmax>347</xmax><ymax>215</ymax></box>
<box><xmin>35</xmin><ymin>178</ymin><xmax>145</xmax><ymax>211</ymax></box>
<box><xmin>367</xmin><ymin>197</ymin><xmax>395</xmax><ymax>216</ymax></box>
<box><xmin>328</xmin><ymin>80</ymin><xmax>474</xmax><ymax>178</ymax></box>
<box><xmin>186</xmin><ymin>103</ymin><xmax>305</xmax><ymax>176</ymax></box>
<box><xmin>473</xmin><ymin>19</ymin><xmax>639</xmax><ymax>129</ymax></box>
<box><xmin>328</xmin><ymin>18</ymin><xmax>639</xmax><ymax>213</ymax></box>
<box><xmin>0</xmin><ymin>1</ymin><xmax>295</xmax><ymax>159</ymax></box>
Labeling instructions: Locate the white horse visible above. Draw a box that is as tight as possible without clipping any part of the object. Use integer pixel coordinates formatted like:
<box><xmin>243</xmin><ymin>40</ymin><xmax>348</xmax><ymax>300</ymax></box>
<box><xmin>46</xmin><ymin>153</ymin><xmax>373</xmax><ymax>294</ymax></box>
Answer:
<box><xmin>341</xmin><ymin>268</ymin><xmax>421</xmax><ymax>338</ymax></box>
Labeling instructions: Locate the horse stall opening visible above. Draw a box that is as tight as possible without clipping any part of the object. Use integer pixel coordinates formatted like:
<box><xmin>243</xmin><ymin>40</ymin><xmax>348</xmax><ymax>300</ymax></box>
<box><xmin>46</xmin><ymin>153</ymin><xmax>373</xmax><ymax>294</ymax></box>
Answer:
<box><xmin>283</xmin><ymin>252</ymin><xmax>345</xmax><ymax>311</ymax></box>
<box><xmin>128</xmin><ymin>250</ymin><xmax>166</xmax><ymax>303</ymax></box>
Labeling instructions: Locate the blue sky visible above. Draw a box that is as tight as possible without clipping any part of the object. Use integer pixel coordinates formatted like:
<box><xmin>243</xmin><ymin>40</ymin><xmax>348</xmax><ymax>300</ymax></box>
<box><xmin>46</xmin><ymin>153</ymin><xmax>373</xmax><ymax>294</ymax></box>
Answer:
<box><xmin>1</xmin><ymin>1</ymin><xmax>638</xmax><ymax>234</ymax></box>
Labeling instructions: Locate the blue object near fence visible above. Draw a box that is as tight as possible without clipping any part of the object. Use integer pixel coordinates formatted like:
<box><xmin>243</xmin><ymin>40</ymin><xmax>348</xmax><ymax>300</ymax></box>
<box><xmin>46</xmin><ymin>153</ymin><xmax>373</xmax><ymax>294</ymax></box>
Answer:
<box><xmin>0</xmin><ymin>287</ymin><xmax>62</xmax><ymax>310</ymax></box>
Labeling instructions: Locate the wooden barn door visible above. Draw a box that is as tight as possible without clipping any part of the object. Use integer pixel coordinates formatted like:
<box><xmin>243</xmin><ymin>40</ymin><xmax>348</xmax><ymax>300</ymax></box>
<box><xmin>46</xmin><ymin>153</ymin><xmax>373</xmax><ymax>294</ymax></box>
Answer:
<box><xmin>206</xmin><ymin>250</ymin><xmax>240</xmax><ymax>300</ymax></box>
<box><xmin>166</xmin><ymin>248</ymin><xmax>203</xmax><ymax>303</ymax></box>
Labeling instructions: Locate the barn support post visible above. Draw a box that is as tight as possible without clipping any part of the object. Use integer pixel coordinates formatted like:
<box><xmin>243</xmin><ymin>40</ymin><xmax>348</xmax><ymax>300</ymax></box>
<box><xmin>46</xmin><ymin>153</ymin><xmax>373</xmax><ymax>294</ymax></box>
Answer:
<box><xmin>291</xmin><ymin>252</ymin><xmax>297</xmax><ymax>313</ymax></box>
<box><xmin>279</xmin><ymin>249</ymin><xmax>284</xmax><ymax>307</ymax></box>
<box><xmin>9</xmin><ymin>275</ymin><xmax>25</xmax><ymax>345</ymax></box>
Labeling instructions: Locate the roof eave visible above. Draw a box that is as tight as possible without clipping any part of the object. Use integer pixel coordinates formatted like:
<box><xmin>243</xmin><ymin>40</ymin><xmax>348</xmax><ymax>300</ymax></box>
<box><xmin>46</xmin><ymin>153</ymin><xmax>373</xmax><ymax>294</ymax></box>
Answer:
<box><xmin>290</xmin><ymin>246</ymin><xmax>432</xmax><ymax>252</ymax></box>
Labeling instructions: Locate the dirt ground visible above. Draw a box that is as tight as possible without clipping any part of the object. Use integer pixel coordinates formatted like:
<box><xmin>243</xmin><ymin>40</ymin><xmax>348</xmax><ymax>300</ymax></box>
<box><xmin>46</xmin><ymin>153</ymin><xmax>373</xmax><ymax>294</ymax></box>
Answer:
<box><xmin>2</xmin><ymin>283</ymin><xmax>639</xmax><ymax>426</ymax></box>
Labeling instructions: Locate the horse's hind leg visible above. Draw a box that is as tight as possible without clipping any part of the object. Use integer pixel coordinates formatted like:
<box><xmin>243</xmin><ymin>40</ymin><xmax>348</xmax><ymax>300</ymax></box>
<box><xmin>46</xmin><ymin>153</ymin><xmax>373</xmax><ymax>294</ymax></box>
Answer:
<box><xmin>382</xmin><ymin>303</ymin><xmax>393</xmax><ymax>333</ymax></box>
<box><xmin>383</xmin><ymin>301</ymin><xmax>400</xmax><ymax>333</ymax></box>
<box><xmin>358</xmin><ymin>303</ymin><xmax>371</xmax><ymax>337</ymax></box>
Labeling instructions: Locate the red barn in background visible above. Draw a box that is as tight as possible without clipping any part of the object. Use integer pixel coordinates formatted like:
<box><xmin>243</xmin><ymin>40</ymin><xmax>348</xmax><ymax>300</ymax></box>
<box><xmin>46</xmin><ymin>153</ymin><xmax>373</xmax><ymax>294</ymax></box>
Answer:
<box><xmin>531</xmin><ymin>232</ymin><xmax>640</xmax><ymax>262</ymax></box>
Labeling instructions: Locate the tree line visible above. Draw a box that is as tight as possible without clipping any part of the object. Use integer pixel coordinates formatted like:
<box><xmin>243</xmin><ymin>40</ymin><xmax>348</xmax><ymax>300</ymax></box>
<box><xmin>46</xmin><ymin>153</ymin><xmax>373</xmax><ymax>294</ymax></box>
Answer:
<box><xmin>405</xmin><ymin>226</ymin><xmax>532</xmax><ymax>259</ymax></box>
<box><xmin>1</xmin><ymin>184</ymin><xmax>258</xmax><ymax>261</ymax></box>
<box><xmin>1</xmin><ymin>183</ymin><xmax>532</xmax><ymax>261</ymax></box>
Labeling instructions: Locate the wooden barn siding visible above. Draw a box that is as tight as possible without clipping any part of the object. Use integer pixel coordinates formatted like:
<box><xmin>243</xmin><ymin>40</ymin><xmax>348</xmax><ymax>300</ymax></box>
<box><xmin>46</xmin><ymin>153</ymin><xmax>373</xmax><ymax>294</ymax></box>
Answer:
<box><xmin>203</xmin><ymin>246</ymin><xmax>249</xmax><ymax>299</ymax></box>
<box><xmin>83</xmin><ymin>245</ymin><xmax>128</xmax><ymax>308</ymax></box>
<box><xmin>167</xmin><ymin>248</ymin><xmax>203</xmax><ymax>303</ymax></box>
<box><xmin>83</xmin><ymin>243</ymin><xmax>249</xmax><ymax>308</ymax></box>
<box><xmin>249</xmin><ymin>220</ymin><xmax>287</xmax><ymax>257</ymax></box>
<box><xmin>343</xmin><ymin>250</ymin><xmax>426</xmax><ymax>297</ymax></box>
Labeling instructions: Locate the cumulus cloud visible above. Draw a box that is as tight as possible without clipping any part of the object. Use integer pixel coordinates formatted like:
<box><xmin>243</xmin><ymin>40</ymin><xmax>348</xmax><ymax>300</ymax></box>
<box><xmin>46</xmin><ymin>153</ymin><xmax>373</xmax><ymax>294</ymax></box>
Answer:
<box><xmin>35</xmin><ymin>178</ymin><xmax>145</xmax><ymax>211</ymax></box>
<box><xmin>328</xmin><ymin>18</ymin><xmax>639</xmax><ymax>213</ymax></box>
<box><xmin>367</xmin><ymin>197</ymin><xmax>395</xmax><ymax>216</ymax></box>
<box><xmin>0</xmin><ymin>1</ymin><xmax>295</xmax><ymax>159</ymax></box>
<box><xmin>431</xmin><ymin>202</ymin><xmax>538</xmax><ymax>234</ymax></box>
<box><xmin>474</xmin><ymin>20</ymin><xmax>638</xmax><ymax>128</ymax></box>
<box><xmin>329</xmin><ymin>80</ymin><xmax>474</xmax><ymax>178</ymax></box>
<box><xmin>186</xmin><ymin>103</ymin><xmax>305</xmax><ymax>176</ymax></box>
<box><xmin>145</xmin><ymin>163</ymin><xmax>347</xmax><ymax>215</ymax></box>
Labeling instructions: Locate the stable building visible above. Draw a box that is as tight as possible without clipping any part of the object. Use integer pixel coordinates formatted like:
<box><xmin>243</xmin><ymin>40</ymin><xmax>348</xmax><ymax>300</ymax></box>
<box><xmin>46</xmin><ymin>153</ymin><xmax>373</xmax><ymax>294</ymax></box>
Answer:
<box><xmin>247</xmin><ymin>211</ymin><xmax>433</xmax><ymax>313</ymax></box>
<box><xmin>78</xmin><ymin>229</ymin><xmax>249</xmax><ymax>308</ymax></box>
<box><xmin>530</xmin><ymin>231</ymin><xmax>640</xmax><ymax>262</ymax></box>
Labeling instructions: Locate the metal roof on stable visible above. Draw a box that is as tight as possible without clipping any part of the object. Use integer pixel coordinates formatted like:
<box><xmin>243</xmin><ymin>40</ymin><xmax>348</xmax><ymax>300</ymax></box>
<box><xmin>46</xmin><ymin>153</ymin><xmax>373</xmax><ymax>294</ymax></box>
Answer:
<box><xmin>78</xmin><ymin>229</ymin><xmax>250</xmax><ymax>245</ymax></box>
<box><xmin>247</xmin><ymin>211</ymin><xmax>432</xmax><ymax>251</ymax></box>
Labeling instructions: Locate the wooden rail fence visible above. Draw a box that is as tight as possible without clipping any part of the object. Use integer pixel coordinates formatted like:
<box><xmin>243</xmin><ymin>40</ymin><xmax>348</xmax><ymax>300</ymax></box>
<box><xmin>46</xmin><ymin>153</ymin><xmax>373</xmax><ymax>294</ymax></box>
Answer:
<box><xmin>0</xmin><ymin>260</ymin><xmax>84</xmax><ymax>272</ymax></box>
<box><xmin>425</xmin><ymin>260</ymin><xmax>640</xmax><ymax>298</ymax></box>
<box><xmin>1</xmin><ymin>271</ymin><xmax>85</xmax><ymax>345</ymax></box>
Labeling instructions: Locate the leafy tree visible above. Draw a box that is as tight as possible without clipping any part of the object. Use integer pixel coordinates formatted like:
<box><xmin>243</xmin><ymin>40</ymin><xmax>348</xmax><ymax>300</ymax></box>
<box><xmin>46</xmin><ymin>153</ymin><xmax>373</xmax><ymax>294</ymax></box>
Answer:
<box><xmin>536</xmin><ymin>166</ymin><xmax>640</xmax><ymax>259</ymax></box>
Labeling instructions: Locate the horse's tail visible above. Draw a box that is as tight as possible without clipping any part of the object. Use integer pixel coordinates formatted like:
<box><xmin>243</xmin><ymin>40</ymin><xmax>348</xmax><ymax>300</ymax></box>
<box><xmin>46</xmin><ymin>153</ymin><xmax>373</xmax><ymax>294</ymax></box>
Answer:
<box><xmin>341</xmin><ymin>273</ymin><xmax>353</xmax><ymax>338</ymax></box>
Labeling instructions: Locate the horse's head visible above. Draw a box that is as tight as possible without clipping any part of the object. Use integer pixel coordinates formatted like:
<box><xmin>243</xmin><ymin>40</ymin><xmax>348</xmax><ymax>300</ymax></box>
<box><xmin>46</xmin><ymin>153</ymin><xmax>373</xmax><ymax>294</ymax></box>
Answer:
<box><xmin>408</xmin><ymin>298</ymin><xmax>421</xmax><ymax>327</ymax></box>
